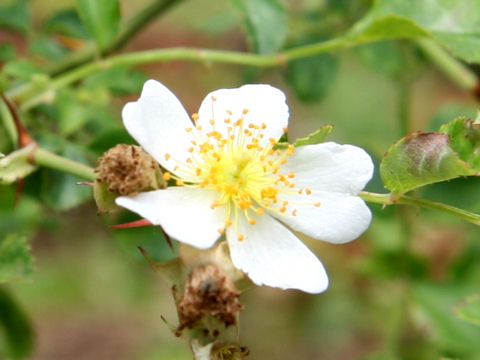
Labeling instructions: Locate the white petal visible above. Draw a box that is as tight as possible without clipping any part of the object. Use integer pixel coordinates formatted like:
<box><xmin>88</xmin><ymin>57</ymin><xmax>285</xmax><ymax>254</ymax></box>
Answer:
<box><xmin>197</xmin><ymin>84</ymin><xmax>289</xmax><ymax>147</ymax></box>
<box><xmin>122</xmin><ymin>80</ymin><xmax>196</xmax><ymax>179</ymax></box>
<box><xmin>226</xmin><ymin>212</ymin><xmax>328</xmax><ymax>293</ymax></box>
<box><xmin>116</xmin><ymin>187</ymin><xmax>224</xmax><ymax>249</ymax></box>
<box><xmin>275</xmin><ymin>191</ymin><xmax>372</xmax><ymax>244</ymax></box>
<box><xmin>282</xmin><ymin>142</ymin><xmax>374</xmax><ymax>195</ymax></box>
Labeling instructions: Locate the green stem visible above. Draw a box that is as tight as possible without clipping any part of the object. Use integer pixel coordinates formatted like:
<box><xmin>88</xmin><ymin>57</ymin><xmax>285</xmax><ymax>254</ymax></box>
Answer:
<box><xmin>360</xmin><ymin>191</ymin><xmax>480</xmax><ymax>226</ymax></box>
<box><xmin>415</xmin><ymin>38</ymin><xmax>478</xmax><ymax>92</ymax></box>
<box><xmin>46</xmin><ymin>0</ymin><xmax>183</xmax><ymax>76</ymax></box>
<box><xmin>33</xmin><ymin>147</ymin><xmax>96</xmax><ymax>181</ymax></box>
<box><xmin>10</xmin><ymin>38</ymin><xmax>355</xmax><ymax>109</ymax></box>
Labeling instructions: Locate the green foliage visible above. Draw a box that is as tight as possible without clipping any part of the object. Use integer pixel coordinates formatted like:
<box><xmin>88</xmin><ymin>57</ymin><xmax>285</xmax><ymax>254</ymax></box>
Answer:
<box><xmin>380</xmin><ymin>132</ymin><xmax>474</xmax><ymax>194</ymax></box>
<box><xmin>286</xmin><ymin>53</ymin><xmax>338</xmax><ymax>102</ymax></box>
<box><xmin>0</xmin><ymin>145</ymin><xmax>38</xmax><ymax>185</ymax></box>
<box><xmin>0</xmin><ymin>0</ymin><xmax>30</xmax><ymax>34</ymax></box>
<box><xmin>349</xmin><ymin>0</ymin><xmax>480</xmax><ymax>63</ymax></box>
<box><xmin>0</xmin><ymin>288</ymin><xmax>34</xmax><ymax>359</ymax></box>
<box><xmin>294</xmin><ymin>125</ymin><xmax>334</xmax><ymax>147</ymax></box>
<box><xmin>455</xmin><ymin>295</ymin><xmax>480</xmax><ymax>327</ymax></box>
<box><xmin>0</xmin><ymin>235</ymin><xmax>34</xmax><ymax>283</ymax></box>
<box><xmin>43</xmin><ymin>8</ymin><xmax>90</xmax><ymax>39</ymax></box>
<box><xmin>83</xmin><ymin>66</ymin><xmax>148</xmax><ymax>95</ymax></box>
<box><xmin>380</xmin><ymin>117</ymin><xmax>480</xmax><ymax>194</ymax></box>
<box><xmin>77</xmin><ymin>0</ymin><xmax>121</xmax><ymax>51</ymax></box>
<box><xmin>229</xmin><ymin>0</ymin><xmax>287</xmax><ymax>54</ymax></box>
<box><xmin>40</xmin><ymin>144</ymin><xmax>92</xmax><ymax>210</ymax></box>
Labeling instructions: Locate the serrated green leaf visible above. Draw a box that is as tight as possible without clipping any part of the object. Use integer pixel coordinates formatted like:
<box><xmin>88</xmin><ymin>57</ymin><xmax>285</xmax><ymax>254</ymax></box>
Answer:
<box><xmin>229</xmin><ymin>0</ymin><xmax>287</xmax><ymax>54</ymax></box>
<box><xmin>0</xmin><ymin>145</ymin><xmax>38</xmax><ymax>185</ymax></box>
<box><xmin>286</xmin><ymin>53</ymin><xmax>338</xmax><ymax>102</ymax></box>
<box><xmin>0</xmin><ymin>0</ymin><xmax>30</xmax><ymax>34</ymax></box>
<box><xmin>0</xmin><ymin>287</ymin><xmax>34</xmax><ymax>359</ymax></box>
<box><xmin>294</xmin><ymin>125</ymin><xmax>334</xmax><ymax>147</ymax></box>
<box><xmin>439</xmin><ymin>117</ymin><xmax>480</xmax><ymax>171</ymax></box>
<box><xmin>455</xmin><ymin>294</ymin><xmax>480</xmax><ymax>327</ymax></box>
<box><xmin>77</xmin><ymin>0</ymin><xmax>120</xmax><ymax>51</ymax></box>
<box><xmin>349</xmin><ymin>0</ymin><xmax>480</xmax><ymax>63</ymax></box>
<box><xmin>380</xmin><ymin>132</ymin><xmax>475</xmax><ymax>194</ymax></box>
<box><xmin>0</xmin><ymin>235</ymin><xmax>34</xmax><ymax>283</ymax></box>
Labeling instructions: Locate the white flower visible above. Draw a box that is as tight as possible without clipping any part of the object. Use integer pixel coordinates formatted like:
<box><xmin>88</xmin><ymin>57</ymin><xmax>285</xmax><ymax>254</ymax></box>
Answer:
<box><xmin>115</xmin><ymin>80</ymin><xmax>373</xmax><ymax>293</ymax></box>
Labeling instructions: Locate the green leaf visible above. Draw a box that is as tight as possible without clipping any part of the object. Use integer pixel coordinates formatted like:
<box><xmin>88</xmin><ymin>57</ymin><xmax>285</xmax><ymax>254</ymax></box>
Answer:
<box><xmin>380</xmin><ymin>132</ymin><xmax>475</xmax><ymax>194</ymax></box>
<box><xmin>355</xmin><ymin>41</ymin><xmax>404</xmax><ymax>77</ymax></box>
<box><xmin>83</xmin><ymin>66</ymin><xmax>148</xmax><ymax>95</ymax></box>
<box><xmin>0</xmin><ymin>43</ymin><xmax>16</xmax><ymax>62</ymax></box>
<box><xmin>439</xmin><ymin>117</ymin><xmax>480</xmax><ymax>171</ymax></box>
<box><xmin>0</xmin><ymin>235</ymin><xmax>34</xmax><ymax>283</ymax></box>
<box><xmin>413</xmin><ymin>282</ymin><xmax>480</xmax><ymax>353</ymax></box>
<box><xmin>2</xmin><ymin>60</ymin><xmax>44</xmax><ymax>81</ymax></box>
<box><xmin>349</xmin><ymin>0</ymin><xmax>480</xmax><ymax>63</ymax></box>
<box><xmin>77</xmin><ymin>0</ymin><xmax>120</xmax><ymax>51</ymax></box>
<box><xmin>0</xmin><ymin>0</ymin><xmax>30</xmax><ymax>34</ymax></box>
<box><xmin>28</xmin><ymin>36</ymin><xmax>67</xmax><ymax>60</ymax></box>
<box><xmin>41</xmin><ymin>144</ymin><xmax>92</xmax><ymax>210</ymax></box>
<box><xmin>286</xmin><ymin>53</ymin><xmax>338</xmax><ymax>102</ymax></box>
<box><xmin>43</xmin><ymin>8</ymin><xmax>90</xmax><ymax>39</ymax></box>
<box><xmin>0</xmin><ymin>287</ymin><xmax>34</xmax><ymax>359</ymax></box>
<box><xmin>455</xmin><ymin>294</ymin><xmax>480</xmax><ymax>327</ymax></box>
<box><xmin>0</xmin><ymin>145</ymin><xmax>38</xmax><ymax>185</ymax></box>
<box><xmin>294</xmin><ymin>125</ymin><xmax>334</xmax><ymax>147</ymax></box>
<box><xmin>229</xmin><ymin>0</ymin><xmax>287</xmax><ymax>54</ymax></box>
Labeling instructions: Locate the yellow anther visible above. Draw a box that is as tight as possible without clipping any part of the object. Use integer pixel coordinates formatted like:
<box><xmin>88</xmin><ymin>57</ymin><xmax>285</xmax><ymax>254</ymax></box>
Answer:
<box><xmin>234</xmin><ymin>119</ymin><xmax>243</xmax><ymax>127</ymax></box>
<box><xmin>209</xmin><ymin>119</ymin><xmax>215</xmax><ymax>126</ymax></box>
<box><xmin>261</xmin><ymin>187</ymin><xmax>278</xmax><ymax>200</ymax></box>
<box><xmin>191</xmin><ymin>113</ymin><xmax>199</xmax><ymax>120</ymax></box>
<box><xmin>242</xmin><ymin>109</ymin><xmax>249</xmax><ymax>114</ymax></box>
<box><xmin>288</xmin><ymin>172</ymin><xmax>295</xmax><ymax>179</ymax></box>
<box><xmin>195</xmin><ymin>168</ymin><xmax>202</xmax><ymax>176</ymax></box>
<box><xmin>224</xmin><ymin>118</ymin><xmax>231</xmax><ymax>124</ymax></box>
<box><xmin>225</xmin><ymin>220</ymin><xmax>233</xmax><ymax>227</ymax></box>
<box><xmin>176</xmin><ymin>179</ymin><xmax>184</xmax><ymax>186</ymax></box>
<box><xmin>165</xmin><ymin>153</ymin><xmax>171</xmax><ymax>160</ymax></box>
<box><xmin>292</xmin><ymin>209</ymin><xmax>298</xmax><ymax>216</ymax></box>
<box><xmin>283</xmin><ymin>126</ymin><xmax>288</xmax><ymax>133</ymax></box>
<box><xmin>186</xmin><ymin>127</ymin><xmax>193</xmax><ymax>132</ymax></box>
<box><xmin>227</xmin><ymin>110</ymin><xmax>233</xmax><ymax>115</ymax></box>
<box><xmin>218</xmin><ymin>228</ymin><xmax>225</xmax><ymax>234</ymax></box>
<box><xmin>163</xmin><ymin>172</ymin><xmax>171</xmax><ymax>181</ymax></box>
<box><xmin>280</xmin><ymin>206</ymin><xmax>287</xmax><ymax>213</ymax></box>
<box><xmin>269</xmin><ymin>138</ymin><xmax>277</xmax><ymax>144</ymax></box>
<box><xmin>186</xmin><ymin>158</ymin><xmax>192</xmax><ymax>163</ymax></box>
<box><xmin>188</xmin><ymin>147</ymin><xmax>194</xmax><ymax>153</ymax></box>
<box><xmin>196</xmin><ymin>125</ymin><xmax>203</xmax><ymax>131</ymax></box>
<box><xmin>256</xmin><ymin>208</ymin><xmax>265</xmax><ymax>215</ymax></box>
<box><xmin>174</xmin><ymin>166</ymin><xmax>179</xmax><ymax>171</ymax></box>
<box><xmin>211</xmin><ymin>96</ymin><xmax>217</xmax><ymax>101</ymax></box>
<box><xmin>238</xmin><ymin>234</ymin><xmax>245</xmax><ymax>241</ymax></box>
<box><xmin>314</xmin><ymin>202</ymin><xmax>322</xmax><ymax>207</ymax></box>
<box><xmin>248</xmin><ymin>219</ymin><xmax>256</xmax><ymax>225</ymax></box>
<box><xmin>261</xmin><ymin>123</ymin><xmax>267</xmax><ymax>129</ymax></box>
<box><xmin>305</xmin><ymin>188</ymin><xmax>312</xmax><ymax>195</ymax></box>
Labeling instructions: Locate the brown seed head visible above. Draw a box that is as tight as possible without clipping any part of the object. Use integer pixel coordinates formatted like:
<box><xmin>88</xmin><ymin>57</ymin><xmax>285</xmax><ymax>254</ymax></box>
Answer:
<box><xmin>177</xmin><ymin>263</ymin><xmax>243</xmax><ymax>330</ymax></box>
<box><xmin>95</xmin><ymin>144</ymin><xmax>161</xmax><ymax>195</ymax></box>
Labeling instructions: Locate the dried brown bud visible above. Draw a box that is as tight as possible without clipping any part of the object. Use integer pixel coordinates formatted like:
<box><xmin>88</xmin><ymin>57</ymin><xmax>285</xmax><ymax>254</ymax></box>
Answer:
<box><xmin>95</xmin><ymin>144</ymin><xmax>164</xmax><ymax>195</ymax></box>
<box><xmin>177</xmin><ymin>263</ymin><xmax>243</xmax><ymax>331</ymax></box>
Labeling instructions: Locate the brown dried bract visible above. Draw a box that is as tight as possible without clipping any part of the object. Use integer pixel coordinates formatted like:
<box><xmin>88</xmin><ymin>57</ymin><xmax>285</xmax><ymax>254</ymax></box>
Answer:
<box><xmin>177</xmin><ymin>263</ymin><xmax>243</xmax><ymax>330</ymax></box>
<box><xmin>95</xmin><ymin>144</ymin><xmax>161</xmax><ymax>195</ymax></box>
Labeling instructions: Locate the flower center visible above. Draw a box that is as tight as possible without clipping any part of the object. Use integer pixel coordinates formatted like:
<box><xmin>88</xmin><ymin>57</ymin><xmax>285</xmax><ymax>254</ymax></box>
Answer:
<box><xmin>163</xmin><ymin>106</ymin><xmax>319</xmax><ymax>239</ymax></box>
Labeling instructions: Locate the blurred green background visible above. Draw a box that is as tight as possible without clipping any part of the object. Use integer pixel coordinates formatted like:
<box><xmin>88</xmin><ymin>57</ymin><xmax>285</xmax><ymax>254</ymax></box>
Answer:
<box><xmin>2</xmin><ymin>0</ymin><xmax>480</xmax><ymax>359</ymax></box>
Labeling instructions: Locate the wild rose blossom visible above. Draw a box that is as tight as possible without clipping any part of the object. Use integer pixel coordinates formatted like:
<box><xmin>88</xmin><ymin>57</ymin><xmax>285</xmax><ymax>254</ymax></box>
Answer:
<box><xmin>116</xmin><ymin>80</ymin><xmax>373</xmax><ymax>293</ymax></box>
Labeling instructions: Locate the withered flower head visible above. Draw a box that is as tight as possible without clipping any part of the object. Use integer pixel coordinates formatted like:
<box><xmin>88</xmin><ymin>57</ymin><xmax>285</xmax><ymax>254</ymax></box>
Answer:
<box><xmin>96</xmin><ymin>144</ymin><xmax>164</xmax><ymax>195</ymax></box>
<box><xmin>177</xmin><ymin>263</ymin><xmax>243</xmax><ymax>330</ymax></box>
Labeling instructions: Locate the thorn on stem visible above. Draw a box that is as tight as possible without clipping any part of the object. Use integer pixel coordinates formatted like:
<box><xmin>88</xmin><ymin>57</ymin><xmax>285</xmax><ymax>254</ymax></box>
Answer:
<box><xmin>0</xmin><ymin>93</ymin><xmax>35</xmax><ymax>147</ymax></box>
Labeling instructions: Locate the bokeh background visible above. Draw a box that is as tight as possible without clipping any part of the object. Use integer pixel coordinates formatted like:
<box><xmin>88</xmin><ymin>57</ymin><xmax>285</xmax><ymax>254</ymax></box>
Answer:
<box><xmin>2</xmin><ymin>0</ymin><xmax>480</xmax><ymax>359</ymax></box>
